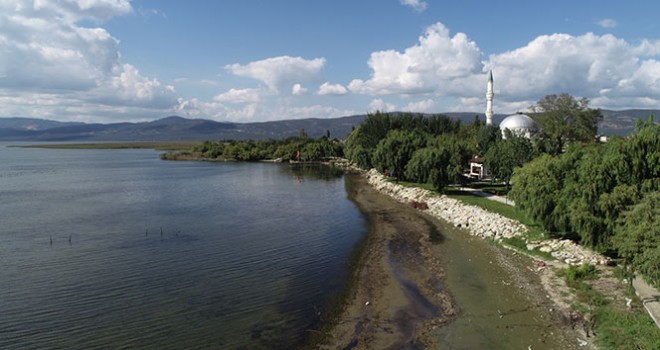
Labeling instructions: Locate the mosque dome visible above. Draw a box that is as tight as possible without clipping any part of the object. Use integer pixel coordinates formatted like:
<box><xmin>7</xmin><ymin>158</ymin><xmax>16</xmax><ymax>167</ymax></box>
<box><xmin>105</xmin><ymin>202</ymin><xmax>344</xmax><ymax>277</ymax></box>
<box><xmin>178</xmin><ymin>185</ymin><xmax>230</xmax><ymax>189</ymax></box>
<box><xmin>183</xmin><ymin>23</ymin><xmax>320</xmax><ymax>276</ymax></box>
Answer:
<box><xmin>499</xmin><ymin>113</ymin><xmax>537</xmax><ymax>138</ymax></box>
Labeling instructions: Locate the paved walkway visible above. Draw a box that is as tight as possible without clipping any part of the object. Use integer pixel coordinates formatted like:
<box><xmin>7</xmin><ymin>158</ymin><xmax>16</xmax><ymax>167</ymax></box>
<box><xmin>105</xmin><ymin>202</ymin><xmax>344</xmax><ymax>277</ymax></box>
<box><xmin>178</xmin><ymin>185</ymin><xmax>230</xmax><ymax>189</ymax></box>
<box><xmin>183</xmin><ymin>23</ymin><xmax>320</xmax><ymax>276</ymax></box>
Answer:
<box><xmin>460</xmin><ymin>187</ymin><xmax>515</xmax><ymax>206</ymax></box>
<box><xmin>633</xmin><ymin>277</ymin><xmax>660</xmax><ymax>328</ymax></box>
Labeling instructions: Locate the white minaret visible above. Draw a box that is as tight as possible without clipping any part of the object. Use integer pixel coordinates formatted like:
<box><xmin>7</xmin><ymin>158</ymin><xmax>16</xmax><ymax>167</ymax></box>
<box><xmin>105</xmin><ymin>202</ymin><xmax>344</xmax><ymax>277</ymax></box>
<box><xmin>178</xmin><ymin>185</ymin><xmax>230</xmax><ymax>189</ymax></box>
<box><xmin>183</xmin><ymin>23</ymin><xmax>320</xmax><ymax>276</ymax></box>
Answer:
<box><xmin>486</xmin><ymin>70</ymin><xmax>494</xmax><ymax>125</ymax></box>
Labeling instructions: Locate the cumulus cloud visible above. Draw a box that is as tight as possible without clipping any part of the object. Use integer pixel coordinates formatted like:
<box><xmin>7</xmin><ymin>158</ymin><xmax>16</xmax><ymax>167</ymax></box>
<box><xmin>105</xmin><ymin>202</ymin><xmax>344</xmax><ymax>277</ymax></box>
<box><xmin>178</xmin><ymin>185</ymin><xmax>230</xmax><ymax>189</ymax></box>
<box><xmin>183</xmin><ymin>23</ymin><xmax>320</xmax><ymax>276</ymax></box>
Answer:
<box><xmin>614</xmin><ymin>60</ymin><xmax>660</xmax><ymax>96</ymax></box>
<box><xmin>225</xmin><ymin>56</ymin><xmax>326</xmax><ymax>93</ymax></box>
<box><xmin>369</xmin><ymin>99</ymin><xmax>397</xmax><ymax>113</ymax></box>
<box><xmin>88</xmin><ymin>64</ymin><xmax>177</xmax><ymax>107</ymax></box>
<box><xmin>403</xmin><ymin>99</ymin><xmax>436</xmax><ymax>113</ymax></box>
<box><xmin>400</xmin><ymin>0</ymin><xmax>427</xmax><ymax>12</ymax></box>
<box><xmin>349</xmin><ymin>23</ymin><xmax>482</xmax><ymax>95</ymax></box>
<box><xmin>487</xmin><ymin>33</ymin><xmax>655</xmax><ymax>102</ymax></box>
<box><xmin>214</xmin><ymin>88</ymin><xmax>261</xmax><ymax>104</ymax></box>
<box><xmin>317</xmin><ymin>82</ymin><xmax>348</xmax><ymax>96</ymax></box>
<box><xmin>0</xmin><ymin>12</ymin><xmax>120</xmax><ymax>91</ymax></box>
<box><xmin>16</xmin><ymin>0</ymin><xmax>132</xmax><ymax>23</ymax></box>
<box><xmin>0</xmin><ymin>0</ymin><xmax>184</xmax><ymax>120</ymax></box>
<box><xmin>292</xmin><ymin>83</ymin><xmax>308</xmax><ymax>95</ymax></box>
<box><xmin>175</xmin><ymin>97</ymin><xmax>355</xmax><ymax>123</ymax></box>
<box><xmin>597</xmin><ymin>18</ymin><xmax>617</xmax><ymax>28</ymax></box>
<box><xmin>349</xmin><ymin>21</ymin><xmax>660</xmax><ymax>112</ymax></box>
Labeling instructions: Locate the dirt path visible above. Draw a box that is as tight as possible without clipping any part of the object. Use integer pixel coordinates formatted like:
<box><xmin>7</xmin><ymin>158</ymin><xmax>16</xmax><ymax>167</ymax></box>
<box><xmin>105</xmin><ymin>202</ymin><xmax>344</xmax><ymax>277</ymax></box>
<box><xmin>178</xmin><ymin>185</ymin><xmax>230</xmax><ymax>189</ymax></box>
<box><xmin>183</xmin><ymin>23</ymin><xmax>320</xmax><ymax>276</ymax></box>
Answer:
<box><xmin>318</xmin><ymin>176</ymin><xmax>456</xmax><ymax>350</ymax></box>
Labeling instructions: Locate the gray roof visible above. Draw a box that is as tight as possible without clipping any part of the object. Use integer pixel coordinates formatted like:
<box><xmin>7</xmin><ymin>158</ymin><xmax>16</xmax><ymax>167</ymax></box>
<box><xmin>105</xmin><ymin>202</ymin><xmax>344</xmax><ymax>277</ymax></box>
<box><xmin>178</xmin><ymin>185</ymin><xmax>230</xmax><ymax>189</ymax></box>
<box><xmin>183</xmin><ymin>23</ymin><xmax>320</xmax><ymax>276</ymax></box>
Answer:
<box><xmin>500</xmin><ymin>113</ymin><xmax>537</xmax><ymax>131</ymax></box>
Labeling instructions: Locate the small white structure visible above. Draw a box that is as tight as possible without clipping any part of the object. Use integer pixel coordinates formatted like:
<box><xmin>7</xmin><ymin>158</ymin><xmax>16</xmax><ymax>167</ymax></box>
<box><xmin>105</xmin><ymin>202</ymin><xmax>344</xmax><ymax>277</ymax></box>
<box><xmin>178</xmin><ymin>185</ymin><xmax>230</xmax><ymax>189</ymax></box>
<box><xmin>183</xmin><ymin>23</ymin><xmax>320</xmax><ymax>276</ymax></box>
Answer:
<box><xmin>500</xmin><ymin>113</ymin><xmax>537</xmax><ymax>139</ymax></box>
<box><xmin>468</xmin><ymin>157</ymin><xmax>488</xmax><ymax>179</ymax></box>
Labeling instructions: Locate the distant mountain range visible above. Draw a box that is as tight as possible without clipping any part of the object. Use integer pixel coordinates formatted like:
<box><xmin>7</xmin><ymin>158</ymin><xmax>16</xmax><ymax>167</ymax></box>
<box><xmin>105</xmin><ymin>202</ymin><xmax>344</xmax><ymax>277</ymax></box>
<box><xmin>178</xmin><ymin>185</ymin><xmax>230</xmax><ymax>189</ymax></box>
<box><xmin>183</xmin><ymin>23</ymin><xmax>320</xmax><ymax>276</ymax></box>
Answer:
<box><xmin>0</xmin><ymin>110</ymin><xmax>655</xmax><ymax>142</ymax></box>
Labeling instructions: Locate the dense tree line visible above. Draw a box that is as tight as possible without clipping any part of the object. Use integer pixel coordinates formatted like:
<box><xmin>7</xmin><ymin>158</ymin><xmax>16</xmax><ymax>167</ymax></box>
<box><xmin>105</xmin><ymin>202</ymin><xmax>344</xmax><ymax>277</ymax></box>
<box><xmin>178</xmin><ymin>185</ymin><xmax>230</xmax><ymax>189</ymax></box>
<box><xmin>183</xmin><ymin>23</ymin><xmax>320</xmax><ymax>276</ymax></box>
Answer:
<box><xmin>344</xmin><ymin>112</ymin><xmax>477</xmax><ymax>190</ymax></box>
<box><xmin>161</xmin><ymin>98</ymin><xmax>659</xmax><ymax>285</ymax></box>
<box><xmin>510</xmin><ymin>117</ymin><xmax>659</xmax><ymax>285</ymax></box>
<box><xmin>162</xmin><ymin>134</ymin><xmax>343</xmax><ymax>162</ymax></box>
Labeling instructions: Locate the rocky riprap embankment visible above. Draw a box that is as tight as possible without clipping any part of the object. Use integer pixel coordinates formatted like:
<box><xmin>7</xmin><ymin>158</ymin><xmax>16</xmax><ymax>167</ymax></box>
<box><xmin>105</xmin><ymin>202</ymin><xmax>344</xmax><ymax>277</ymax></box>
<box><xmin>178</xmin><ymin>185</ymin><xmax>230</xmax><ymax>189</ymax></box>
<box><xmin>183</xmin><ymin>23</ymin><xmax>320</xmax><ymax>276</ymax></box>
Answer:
<box><xmin>366</xmin><ymin>169</ymin><xmax>526</xmax><ymax>241</ymax></box>
<box><xmin>527</xmin><ymin>240</ymin><xmax>610</xmax><ymax>266</ymax></box>
<box><xmin>365</xmin><ymin>169</ymin><xmax>610</xmax><ymax>266</ymax></box>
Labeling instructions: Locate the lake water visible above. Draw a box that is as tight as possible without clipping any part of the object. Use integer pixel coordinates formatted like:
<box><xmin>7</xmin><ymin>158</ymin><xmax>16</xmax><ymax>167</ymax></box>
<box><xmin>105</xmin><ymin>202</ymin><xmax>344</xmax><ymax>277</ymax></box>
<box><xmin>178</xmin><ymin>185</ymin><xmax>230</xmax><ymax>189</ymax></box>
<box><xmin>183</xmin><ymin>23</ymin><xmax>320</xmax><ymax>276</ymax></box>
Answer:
<box><xmin>0</xmin><ymin>145</ymin><xmax>367</xmax><ymax>349</ymax></box>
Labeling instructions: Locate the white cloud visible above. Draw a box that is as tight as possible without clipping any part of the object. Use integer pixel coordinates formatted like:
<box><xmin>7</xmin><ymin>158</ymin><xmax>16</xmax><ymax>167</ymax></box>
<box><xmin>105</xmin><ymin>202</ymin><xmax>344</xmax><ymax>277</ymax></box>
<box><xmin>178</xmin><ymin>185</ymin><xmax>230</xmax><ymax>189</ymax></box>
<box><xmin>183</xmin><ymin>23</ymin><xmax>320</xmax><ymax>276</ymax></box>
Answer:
<box><xmin>20</xmin><ymin>0</ymin><xmax>132</xmax><ymax>23</ymax></box>
<box><xmin>214</xmin><ymin>88</ymin><xmax>261</xmax><ymax>104</ymax></box>
<box><xmin>5</xmin><ymin>3</ymin><xmax>660</xmax><ymax>124</ymax></box>
<box><xmin>0</xmin><ymin>13</ymin><xmax>120</xmax><ymax>91</ymax></box>
<box><xmin>278</xmin><ymin>105</ymin><xmax>357</xmax><ymax>120</ymax></box>
<box><xmin>488</xmin><ymin>33</ymin><xmax>648</xmax><ymax>101</ymax></box>
<box><xmin>403</xmin><ymin>99</ymin><xmax>435</xmax><ymax>113</ymax></box>
<box><xmin>400</xmin><ymin>0</ymin><xmax>427</xmax><ymax>12</ymax></box>
<box><xmin>225</xmin><ymin>56</ymin><xmax>326</xmax><ymax>93</ymax></box>
<box><xmin>175</xmin><ymin>97</ymin><xmax>356</xmax><ymax>123</ymax></box>
<box><xmin>317</xmin><ymin>82</ymin><xmax>348</xmax><ymax>96</ymax></box>
<box><xmin>349</xmin><ymin>23</ymin><xmax>483</xmax><ymax>95</ymax></box>
<box><xmin>0</xmin><ymin>0</ymin><xmax>185</xmax><ymax>121</ymax></box>
<box><xmin>613</xmin><ymin>60</ymin><xmax>660</xmax><ymax>96</ymax></box>
<box><xmin>91</xmin><ymin>64</ymin><xmax>177</xmax><ymax>107</ymax></box>
<box><xmin>292</xmin><ymin>83</ymin><xmax>308</xmax><ymax>95</ymax></box>
<box><xmin>369</xmin><ymin>99</ymin><xmax>397</xmax><ymax>113</ymax></box>
<box><xmin>597</xmin><ymin>18</ymin><xmax>618</xmax><ymax>29</ymax></box>
<box><xmin>350</xmin><ymin>22</ymin><xmax>660</xmax><ymax>113</ymax></box>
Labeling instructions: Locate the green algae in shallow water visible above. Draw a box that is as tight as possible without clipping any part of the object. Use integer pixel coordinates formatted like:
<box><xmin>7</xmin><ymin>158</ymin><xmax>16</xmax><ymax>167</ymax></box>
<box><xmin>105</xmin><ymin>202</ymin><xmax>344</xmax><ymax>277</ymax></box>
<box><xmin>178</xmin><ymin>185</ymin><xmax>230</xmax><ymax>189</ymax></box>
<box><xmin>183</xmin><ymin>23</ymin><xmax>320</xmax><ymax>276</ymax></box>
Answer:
<box><xmin>430</xmin><ymin>219</ymin><xmax>579</xmax><ymax>350</ymax></box>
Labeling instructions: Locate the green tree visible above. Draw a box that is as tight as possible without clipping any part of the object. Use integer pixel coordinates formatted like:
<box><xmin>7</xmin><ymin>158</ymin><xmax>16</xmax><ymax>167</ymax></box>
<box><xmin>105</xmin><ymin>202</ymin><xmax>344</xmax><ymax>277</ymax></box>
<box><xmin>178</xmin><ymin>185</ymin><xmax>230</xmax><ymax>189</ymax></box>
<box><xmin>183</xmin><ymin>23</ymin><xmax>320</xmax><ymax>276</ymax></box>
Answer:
<box><xmin>613</xmin><ymin>192</ymin><xmax>660</xmax><ymax>287</ymax></box>
<box><xmin>533</xmin><ymin>93</ymin><xmax>603</xmax><ymax>155</ymax></box>
<box><xmin>485</xmin><ymin>134</ymin><xmax>535</xmax><ymax>188</ymax></box>
<box><xmin>477</xmin><ymin>124</ymin><xmax>501</xmax><ymax>156</ymax></box>
<box><xmin>509</xmin><ymin>154</ymin><xmax>564</xmax><ymax>231</ymax></box>
<box><xmin>405</xmin><ymin>147</ymin><xmax>445</xmax><ymax>184</ymax></box>
<box><xmin>372</xmin><ymin>129</ymin><xmax>427</xmax><ymax>178</ymax></box>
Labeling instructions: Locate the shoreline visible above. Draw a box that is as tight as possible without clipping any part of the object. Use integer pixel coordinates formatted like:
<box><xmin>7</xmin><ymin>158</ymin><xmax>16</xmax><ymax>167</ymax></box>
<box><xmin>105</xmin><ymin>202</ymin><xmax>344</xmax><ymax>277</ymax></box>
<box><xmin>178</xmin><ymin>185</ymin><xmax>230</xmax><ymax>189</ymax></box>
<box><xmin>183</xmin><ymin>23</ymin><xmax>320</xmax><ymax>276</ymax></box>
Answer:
<box><xmin>313</xmin><ymin>174</ymin><xmax>456</xmax><ymax>349</ymax></box>
<box><xmin>312</xmin><ymin>171</ymin><xmax>596</xmax><ymax>349</ymax></box>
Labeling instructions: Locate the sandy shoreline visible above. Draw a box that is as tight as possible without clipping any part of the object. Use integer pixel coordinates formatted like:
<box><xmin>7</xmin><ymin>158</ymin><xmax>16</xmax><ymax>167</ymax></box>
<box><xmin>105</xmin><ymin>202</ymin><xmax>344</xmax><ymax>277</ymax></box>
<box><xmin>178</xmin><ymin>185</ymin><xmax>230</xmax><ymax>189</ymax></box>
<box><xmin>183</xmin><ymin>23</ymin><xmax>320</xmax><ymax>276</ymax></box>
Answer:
<box><xmin>311</xmin><ymin>173</ymin><xmax>594</xmax><ymax>350</ymax></box>
<box><xmin>314</xmin><ymin>175</ymin><xmax>455</xmax><ymax>349</ymax></box>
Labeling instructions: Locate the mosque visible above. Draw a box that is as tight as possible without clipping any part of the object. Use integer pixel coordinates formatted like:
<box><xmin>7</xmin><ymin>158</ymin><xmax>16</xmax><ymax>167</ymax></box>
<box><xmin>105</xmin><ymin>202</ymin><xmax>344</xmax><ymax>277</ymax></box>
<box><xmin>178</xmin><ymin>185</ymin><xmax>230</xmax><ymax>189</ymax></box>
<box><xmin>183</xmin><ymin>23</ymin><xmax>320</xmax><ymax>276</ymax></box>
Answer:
<box><xmin>485</xmin><ymin>70</ymin><xmax>537</xmax><ymax>139</ymax></box>
<box><xmin>468</xmin><ymin>71</ymin><xmax>538</xmax><ymax>179</ymax></box>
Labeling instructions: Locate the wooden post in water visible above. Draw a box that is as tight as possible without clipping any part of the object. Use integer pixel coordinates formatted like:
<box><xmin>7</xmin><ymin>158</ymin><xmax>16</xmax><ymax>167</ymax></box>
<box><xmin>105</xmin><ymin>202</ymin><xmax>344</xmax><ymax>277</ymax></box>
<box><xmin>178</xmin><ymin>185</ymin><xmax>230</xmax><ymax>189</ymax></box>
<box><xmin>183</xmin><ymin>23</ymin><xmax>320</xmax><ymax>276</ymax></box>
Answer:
<box><xmin>49</xmin><ymin>235</ymin><xmax>52</xmax><ymax>246</ymax></box>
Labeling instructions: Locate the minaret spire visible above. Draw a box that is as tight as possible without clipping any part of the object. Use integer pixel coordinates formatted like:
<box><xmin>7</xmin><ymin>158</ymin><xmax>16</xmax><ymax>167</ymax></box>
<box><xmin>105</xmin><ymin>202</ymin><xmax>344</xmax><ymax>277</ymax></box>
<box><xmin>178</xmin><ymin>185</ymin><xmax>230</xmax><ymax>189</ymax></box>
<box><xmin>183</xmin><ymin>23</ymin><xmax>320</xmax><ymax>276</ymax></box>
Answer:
<box><xmin>486</xmin><ymin>70</ymin><xmax>494</xmax><ymax>125</ymax></box>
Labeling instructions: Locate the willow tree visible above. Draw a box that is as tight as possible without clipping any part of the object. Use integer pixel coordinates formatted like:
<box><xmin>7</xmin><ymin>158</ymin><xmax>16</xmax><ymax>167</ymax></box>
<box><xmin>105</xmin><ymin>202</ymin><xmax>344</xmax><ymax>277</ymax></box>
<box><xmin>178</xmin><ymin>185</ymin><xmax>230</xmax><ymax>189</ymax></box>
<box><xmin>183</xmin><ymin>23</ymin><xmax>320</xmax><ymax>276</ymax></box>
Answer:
<box><xmin>613</xmin><ymin>192</ymin><xmax>660</xmax><ymax>287</ymax></box>
<box><xmin>372</xmin><ymin>129</ymin><xmax>427</xmax><ymax>178</ymax></box>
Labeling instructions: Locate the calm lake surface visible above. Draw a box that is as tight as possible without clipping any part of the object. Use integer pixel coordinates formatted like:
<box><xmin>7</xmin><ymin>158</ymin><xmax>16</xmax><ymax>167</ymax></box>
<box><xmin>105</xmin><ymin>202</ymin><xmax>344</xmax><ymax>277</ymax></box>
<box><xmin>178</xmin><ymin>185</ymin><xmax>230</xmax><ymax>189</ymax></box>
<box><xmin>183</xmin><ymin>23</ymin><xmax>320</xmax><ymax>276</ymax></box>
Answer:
<box><xmin>0</xmin><ymin>145</ymin><xmax>367</xmax><ymax>349</ymax></box>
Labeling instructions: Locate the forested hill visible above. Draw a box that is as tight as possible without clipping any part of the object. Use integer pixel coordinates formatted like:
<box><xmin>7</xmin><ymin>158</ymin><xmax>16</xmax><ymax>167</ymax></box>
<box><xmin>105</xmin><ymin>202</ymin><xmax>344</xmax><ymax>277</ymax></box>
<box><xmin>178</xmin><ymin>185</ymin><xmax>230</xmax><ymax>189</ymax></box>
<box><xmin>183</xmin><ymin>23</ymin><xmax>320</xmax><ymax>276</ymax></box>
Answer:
<box><xmin>0</xmin><ymin>109</ymin><xmax>655</xmax><ymax>141</ymax></box>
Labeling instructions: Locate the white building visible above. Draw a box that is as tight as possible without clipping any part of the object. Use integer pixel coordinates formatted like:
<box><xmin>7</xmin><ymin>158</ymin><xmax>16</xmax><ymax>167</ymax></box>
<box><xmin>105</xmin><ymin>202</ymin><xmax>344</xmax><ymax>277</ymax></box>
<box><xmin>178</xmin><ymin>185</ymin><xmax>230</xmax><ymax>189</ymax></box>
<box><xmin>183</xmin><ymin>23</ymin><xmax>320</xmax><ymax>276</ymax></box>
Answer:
<box><xmin>499</xmin><ymin>113</ymin><xmax>537</xmax><ymax>139</ymax></box>
<box><xmin>468</xmin><ymin>157</ymin><xmax>488</xmax><ymax>179</ymax></box>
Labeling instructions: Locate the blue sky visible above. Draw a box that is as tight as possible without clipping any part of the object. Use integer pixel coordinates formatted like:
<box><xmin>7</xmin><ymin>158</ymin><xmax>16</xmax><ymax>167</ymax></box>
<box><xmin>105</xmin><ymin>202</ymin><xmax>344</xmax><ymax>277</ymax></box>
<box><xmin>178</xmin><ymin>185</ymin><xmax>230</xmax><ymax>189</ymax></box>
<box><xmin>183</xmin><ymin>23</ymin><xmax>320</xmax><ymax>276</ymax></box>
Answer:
<box><xmin>1</xmin><ymin>0</ymin><xmax>660</xmax><ymax>123</ymax></box>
